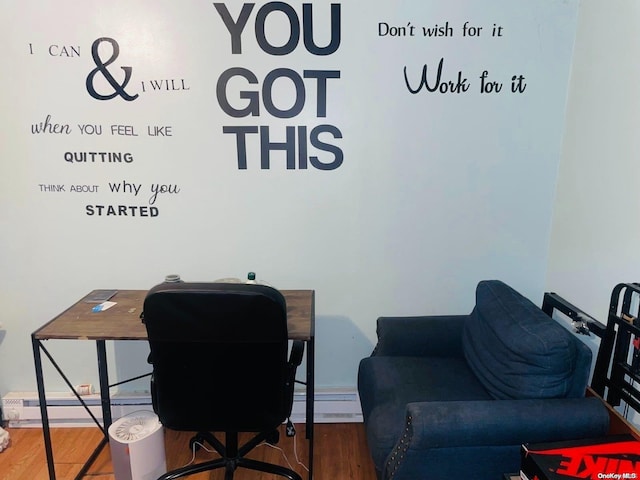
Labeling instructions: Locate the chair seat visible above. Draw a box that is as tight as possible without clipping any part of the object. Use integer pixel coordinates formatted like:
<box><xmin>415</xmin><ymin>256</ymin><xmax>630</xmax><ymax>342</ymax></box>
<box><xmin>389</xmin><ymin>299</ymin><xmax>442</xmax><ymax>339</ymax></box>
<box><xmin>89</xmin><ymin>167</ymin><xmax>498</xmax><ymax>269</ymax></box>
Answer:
<box><xmin>359</xmin><ymin>356</ymin><xmax>492</xmax><ymax>469</ymax></box>
<box><xmin>360</xmin><ymin>356</ymin><xmax>491</xmax><ymax>405</ymax></box>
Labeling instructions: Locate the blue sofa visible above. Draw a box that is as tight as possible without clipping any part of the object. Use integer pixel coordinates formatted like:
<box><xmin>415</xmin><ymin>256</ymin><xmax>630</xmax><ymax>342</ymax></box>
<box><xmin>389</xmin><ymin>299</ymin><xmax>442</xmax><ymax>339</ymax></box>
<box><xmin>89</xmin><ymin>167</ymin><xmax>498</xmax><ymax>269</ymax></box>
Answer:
<box><xmin>357</xmin><ymin>280</ymin><xmax>610</xmax><ymax>480</ymax></box>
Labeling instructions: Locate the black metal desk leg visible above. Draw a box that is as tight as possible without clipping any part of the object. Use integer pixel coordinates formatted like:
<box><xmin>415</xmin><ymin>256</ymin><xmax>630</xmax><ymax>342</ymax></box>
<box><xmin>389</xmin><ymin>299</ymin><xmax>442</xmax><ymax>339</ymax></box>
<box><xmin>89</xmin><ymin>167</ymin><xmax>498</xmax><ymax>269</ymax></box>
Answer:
<box><xmin>32</xmin><ymin>335</ymin><xmax>56</xmax><ymax>480</ymax></box>
<box><xmin>96</xmin><ymin>340</ymin><xmax>112</xmax><ymax>430</ymax></box>
<box><xmin>306</xmin><ymin>337</ymin><xmax>314</xmax><ymax>480</ymax></box>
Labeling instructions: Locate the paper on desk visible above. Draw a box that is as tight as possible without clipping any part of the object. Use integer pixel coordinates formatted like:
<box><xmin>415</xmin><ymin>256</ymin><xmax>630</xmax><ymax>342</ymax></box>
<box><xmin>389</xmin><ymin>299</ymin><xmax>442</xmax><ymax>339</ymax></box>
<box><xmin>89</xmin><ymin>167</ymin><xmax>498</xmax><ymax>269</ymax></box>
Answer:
<box><xmin>92</xmin><ymin>301</ymin><xmax>117</xmax><ymax>312</ymax></box>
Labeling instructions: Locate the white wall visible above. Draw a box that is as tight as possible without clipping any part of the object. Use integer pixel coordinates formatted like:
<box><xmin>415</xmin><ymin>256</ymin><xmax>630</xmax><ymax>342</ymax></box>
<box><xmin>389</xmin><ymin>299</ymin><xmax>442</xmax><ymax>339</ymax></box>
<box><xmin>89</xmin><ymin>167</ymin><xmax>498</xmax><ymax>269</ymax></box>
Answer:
<box><xmin>0</xmin><ymin>1</ymin><xmax>579</xmax><ymax>397</ymax></box>
<box><xmin>547</xmin><ymin>0</ymin><xmax>640</xmax><ymax>322</ymax></box>
<box><xmin>546</xmin><ymin>0</ymin><xmax>640</xmax><ymax>425</ymax></box>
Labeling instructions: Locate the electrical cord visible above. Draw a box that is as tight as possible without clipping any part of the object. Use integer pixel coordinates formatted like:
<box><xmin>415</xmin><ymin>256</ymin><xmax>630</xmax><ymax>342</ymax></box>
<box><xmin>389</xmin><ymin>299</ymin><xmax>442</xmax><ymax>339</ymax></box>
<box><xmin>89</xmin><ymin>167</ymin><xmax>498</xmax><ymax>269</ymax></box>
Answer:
<box><xmin>179</xmin><ymin>439</ymin><xmax>219</xmax><ymax>469</ymax></box>
<box><xmin>261</xmin><ymin>432</ymin><xmax>310</xmax><ymax>473</ymax></box>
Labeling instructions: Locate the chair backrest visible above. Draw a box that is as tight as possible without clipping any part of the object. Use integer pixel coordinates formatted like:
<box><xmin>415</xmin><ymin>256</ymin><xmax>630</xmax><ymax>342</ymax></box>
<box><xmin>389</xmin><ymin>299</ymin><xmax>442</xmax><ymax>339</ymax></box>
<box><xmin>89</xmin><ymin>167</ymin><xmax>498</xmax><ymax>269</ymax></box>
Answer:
<box><xmin>142</xmin><ymin>282</ymin><xmax>290</xmax><ymax>432</ymax></box>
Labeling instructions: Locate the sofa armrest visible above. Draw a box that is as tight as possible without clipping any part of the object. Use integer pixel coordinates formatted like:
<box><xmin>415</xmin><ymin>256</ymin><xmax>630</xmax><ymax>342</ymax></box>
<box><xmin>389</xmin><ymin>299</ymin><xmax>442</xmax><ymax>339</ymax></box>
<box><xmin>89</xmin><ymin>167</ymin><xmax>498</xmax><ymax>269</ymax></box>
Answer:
<box><xmin>383</xmin><ymin>397</ymin><xmax>610</xmax><ymax>479</ymax></box>
<box><xmin>373</xmin><ymin>315</ymin><xmax>467</xmax><ymax>357</ymax></box>
<box><xmin>405</xmin><ymin>396</ymin><xmax>609</xmax><ymax>447</ymax></box>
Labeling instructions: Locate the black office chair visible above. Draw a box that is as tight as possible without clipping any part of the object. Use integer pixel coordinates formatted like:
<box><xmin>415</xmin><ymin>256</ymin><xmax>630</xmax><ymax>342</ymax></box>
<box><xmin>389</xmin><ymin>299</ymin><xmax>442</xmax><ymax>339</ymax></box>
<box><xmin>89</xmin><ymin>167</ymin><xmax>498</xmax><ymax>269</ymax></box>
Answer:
<box><xmin>142</xmin><ymin>281</ymin><xmax>304</xmax><ymax>480</ymax></box>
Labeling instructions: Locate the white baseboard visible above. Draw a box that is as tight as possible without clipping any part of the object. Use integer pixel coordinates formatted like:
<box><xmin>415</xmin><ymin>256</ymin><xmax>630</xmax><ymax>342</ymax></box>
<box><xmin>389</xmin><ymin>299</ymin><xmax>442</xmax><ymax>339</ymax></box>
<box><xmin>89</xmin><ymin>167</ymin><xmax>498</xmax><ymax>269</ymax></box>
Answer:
<box><xmin>2</xmin><ymin>389</ymin><xmax>363</xmax><ymax>427</ymax></box>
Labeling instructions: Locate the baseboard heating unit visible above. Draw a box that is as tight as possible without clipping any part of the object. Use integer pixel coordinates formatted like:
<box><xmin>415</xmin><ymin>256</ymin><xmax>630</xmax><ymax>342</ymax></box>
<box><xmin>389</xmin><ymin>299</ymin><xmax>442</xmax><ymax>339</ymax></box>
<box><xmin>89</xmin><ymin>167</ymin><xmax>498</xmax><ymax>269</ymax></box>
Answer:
<box><xmin>2</xmin><ymin>389</ymin><xmax>363</xmax><ymax>427</ymax></box>
<box><xmin>2</xmin><ymin>391</ymin><xmax>154</xmax><ymax>428</ymax></box>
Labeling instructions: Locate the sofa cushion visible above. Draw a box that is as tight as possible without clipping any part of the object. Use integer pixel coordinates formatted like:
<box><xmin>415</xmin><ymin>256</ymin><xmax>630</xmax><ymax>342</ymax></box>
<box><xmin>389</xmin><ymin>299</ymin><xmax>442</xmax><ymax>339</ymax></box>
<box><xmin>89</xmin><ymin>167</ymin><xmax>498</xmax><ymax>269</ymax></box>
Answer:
<box><xmin>358</xmin><ymin>355</ymin><xmax>492</xmax><ymax>472</ymax></box>
<box><xmin>462</xmin><ymin>280</ymin><xmax>589</xmax><ymax>400</ymax></box>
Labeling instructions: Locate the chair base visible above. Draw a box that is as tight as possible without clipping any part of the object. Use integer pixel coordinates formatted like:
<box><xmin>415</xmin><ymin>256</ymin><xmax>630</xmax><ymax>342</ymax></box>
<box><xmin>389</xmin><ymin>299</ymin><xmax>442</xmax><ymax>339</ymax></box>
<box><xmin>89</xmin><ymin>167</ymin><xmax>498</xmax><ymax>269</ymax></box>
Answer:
<box><xmin>158</xmin><ymin>430</ymin><xmax>302</xmax><ymax>480</ymax></box>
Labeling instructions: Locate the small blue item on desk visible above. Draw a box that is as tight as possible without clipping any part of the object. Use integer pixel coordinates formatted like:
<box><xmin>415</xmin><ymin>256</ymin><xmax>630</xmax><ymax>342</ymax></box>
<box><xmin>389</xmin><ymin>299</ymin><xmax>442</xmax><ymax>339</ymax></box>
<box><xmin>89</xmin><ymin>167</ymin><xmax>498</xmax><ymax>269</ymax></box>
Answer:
<box><xmin>92</xmin><ymin>301</ymin><xmax>117</xmax><ymax>312</ymax></box>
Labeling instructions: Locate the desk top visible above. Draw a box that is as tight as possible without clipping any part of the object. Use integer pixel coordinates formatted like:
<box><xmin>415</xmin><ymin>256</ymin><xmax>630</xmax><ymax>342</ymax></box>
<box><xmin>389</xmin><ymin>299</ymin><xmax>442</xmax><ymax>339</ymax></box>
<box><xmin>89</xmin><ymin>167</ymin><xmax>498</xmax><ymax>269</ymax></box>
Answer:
<box><xmin>33</xmin><ymin>289</ymin><xmax>315</xmax><ymax>342</ymax></box>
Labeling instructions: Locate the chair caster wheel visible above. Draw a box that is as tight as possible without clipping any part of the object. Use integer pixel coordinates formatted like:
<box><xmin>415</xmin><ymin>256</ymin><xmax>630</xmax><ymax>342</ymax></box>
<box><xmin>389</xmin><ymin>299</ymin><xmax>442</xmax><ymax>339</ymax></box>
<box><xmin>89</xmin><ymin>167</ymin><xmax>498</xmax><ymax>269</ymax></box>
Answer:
<box><xmin>266</xmin><ymin>429</ymin><xmax>280</xmax><ymax>445</ymax></box>
<box><xmin>189</xmin><ymin>434</ymin><xmax>205</xmax><ymax>451</ymax></box>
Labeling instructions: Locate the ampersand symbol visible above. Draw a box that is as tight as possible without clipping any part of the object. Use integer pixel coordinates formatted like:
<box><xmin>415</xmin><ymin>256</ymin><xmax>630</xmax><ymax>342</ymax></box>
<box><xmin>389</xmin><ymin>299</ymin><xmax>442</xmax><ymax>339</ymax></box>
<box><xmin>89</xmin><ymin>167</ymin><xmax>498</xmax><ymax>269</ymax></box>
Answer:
<box><xmin>86</xmin><ymin>37</ymin><xmax>139</xmax><ymax>101</ymax></box>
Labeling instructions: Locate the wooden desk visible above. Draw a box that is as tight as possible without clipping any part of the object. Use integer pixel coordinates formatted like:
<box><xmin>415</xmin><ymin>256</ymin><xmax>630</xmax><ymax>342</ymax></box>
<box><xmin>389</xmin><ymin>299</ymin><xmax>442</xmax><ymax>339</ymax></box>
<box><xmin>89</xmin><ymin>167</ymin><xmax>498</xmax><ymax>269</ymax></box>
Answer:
<box><xmin>32</xmin><ymin>288</ymin><xmax>316</xmax><ymax>480</ymax></box>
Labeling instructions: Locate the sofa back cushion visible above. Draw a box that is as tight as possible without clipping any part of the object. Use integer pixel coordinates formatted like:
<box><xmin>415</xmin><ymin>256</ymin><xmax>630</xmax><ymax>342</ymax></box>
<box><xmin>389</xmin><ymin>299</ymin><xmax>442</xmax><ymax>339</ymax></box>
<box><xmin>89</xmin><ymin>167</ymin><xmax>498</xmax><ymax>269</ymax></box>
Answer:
<box><xmin>462</xmin><ymin>280</ymin><xmax>591</xmax><ymax>400</ymax></box>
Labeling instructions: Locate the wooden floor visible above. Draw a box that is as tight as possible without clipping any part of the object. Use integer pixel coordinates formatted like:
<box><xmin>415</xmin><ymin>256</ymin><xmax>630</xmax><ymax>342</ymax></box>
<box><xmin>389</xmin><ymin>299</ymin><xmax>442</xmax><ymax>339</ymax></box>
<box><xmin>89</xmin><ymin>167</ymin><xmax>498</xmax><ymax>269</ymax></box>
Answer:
<box><xmin>0</xmin><ymin>423</ymin><xmax>377</xmax><ymax>480</ymax></box>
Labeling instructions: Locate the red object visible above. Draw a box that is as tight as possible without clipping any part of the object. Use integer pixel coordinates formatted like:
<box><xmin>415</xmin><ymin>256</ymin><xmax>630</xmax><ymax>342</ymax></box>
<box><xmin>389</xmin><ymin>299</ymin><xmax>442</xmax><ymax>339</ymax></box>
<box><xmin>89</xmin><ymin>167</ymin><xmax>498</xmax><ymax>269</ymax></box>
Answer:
<box><xmin>521</xmin><ymin>435</ymin><xmax>640</xmax><ymax>480</ymax></box>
